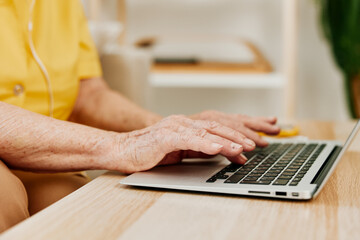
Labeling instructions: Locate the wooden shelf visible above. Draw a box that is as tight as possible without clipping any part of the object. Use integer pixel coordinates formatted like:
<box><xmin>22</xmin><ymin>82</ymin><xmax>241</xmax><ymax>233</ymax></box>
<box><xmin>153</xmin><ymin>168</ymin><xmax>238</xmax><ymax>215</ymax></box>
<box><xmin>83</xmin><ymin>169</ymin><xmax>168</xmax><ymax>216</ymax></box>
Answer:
<box><xmin>145</xmin><ymin>40</ymin><xmax>273</xmax><ymax>74</ymax></box>
<box><xmin>88</xmin><ymin>0</ymin><xmax>298</xmax><ymax>118</ymax></box>
<box><xmin>149</xmin><ymin>72</ymin><xmax>284</xmax><ymax>89</ymax></box>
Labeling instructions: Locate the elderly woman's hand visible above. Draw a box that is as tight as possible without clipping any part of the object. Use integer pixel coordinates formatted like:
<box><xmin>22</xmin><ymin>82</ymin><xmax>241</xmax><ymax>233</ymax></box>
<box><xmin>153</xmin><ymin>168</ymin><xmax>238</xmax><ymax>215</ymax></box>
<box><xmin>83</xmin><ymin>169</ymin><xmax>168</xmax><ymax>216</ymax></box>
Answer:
<box><xmin>112</xmin><ymin>115</ymin><xmax>257</xmax><ymax>173</ymax></box>
<box><xmin>190</xmin><ymin>110</ymin><xmax>281</xmax><ymax>147</ymax></box>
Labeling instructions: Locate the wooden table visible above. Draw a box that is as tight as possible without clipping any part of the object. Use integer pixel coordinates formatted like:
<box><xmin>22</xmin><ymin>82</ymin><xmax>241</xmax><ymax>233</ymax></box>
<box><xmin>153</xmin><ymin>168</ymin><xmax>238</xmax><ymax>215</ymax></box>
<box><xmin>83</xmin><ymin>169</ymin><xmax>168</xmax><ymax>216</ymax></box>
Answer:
<box><xmin>1</xmin><ymin>121</ymin><xmax>360</xmax><ymax>240</ymax></box>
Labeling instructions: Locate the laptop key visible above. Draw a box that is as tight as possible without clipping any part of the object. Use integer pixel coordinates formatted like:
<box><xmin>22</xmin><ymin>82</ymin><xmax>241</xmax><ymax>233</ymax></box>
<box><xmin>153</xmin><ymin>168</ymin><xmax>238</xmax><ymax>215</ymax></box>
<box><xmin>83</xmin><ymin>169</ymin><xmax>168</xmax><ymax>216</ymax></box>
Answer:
<box><xmin>239</xmin><ymin>180</ymin><xmax>266</xmax><ymax>185</ymax></box>
<box><xmin>243</xmin><ymin>151</ymin><xmax>257</xmax><ymax>160</ymax></box>
<box><xmin>217</xmin><ymin>170</ymin><xmax>228</xmax><ymax>175</ymax></box>
<box><xmin>273</xmin><ymin>179</ymin><xmax>289</xmax><ymax>185</ymax></box>
<box><xmin>248</xmin><ymin>173</ymin><xmax>263</xmax><ymax>178</ymax></box>
<box><xmin>264</xmin><ymin>173</ymin><xmax>279</xmax><ymax>177</ymax></box>
<box><xmin>260</xmin><ymin>177</ymin><xmax>276</xmax><ymax>181</ymax></box>
<box><xmin>240</xmin><ymin>180</ymin><xmax>258</xmax><ymax>184</ymax></box>
<box><xmin>278</xmin><ymin>175</ymin><xmax>292</xmax><ymax>180</ymax></box>
<box><xmin>240</xmin><ymin>180</ymin><xmax>271</xmax><ymax>185</ymax></box>
<box><xmin>271</xmin><ymin>167</ymin><xmax>284</xmax><ymax>170</ymax></box>
<box><xmin>281</xmin><ymin>172</ymin><xmax>295</xmax><ymax>177</ymax></box>
<box><xmin>253</xmin><ymin>181</ymin><xmax>271</xmax><ymax>185</ymax></box>
<box><xmin>223</xmin><ymin>164</ymin><xmax>241</xmax><ymax>172</ymax></box>
<box><xmin>206</xmin><ymin>177</ymin><xmax>217</xmax><ymax>183</ymax></box>
<box><xmin>243</xmin><ymin>176</ymin><xmax>259</xmax><ymax>181</ymax></box>
<box><xmin>215</xmin><ymin>175</ymin><xmax>229</xmax><ymax>179</ymax></box>
<box><xmin>224</xmin><ymin>174</ymin><xmax>244</xmax><ymax>184</ymax></box>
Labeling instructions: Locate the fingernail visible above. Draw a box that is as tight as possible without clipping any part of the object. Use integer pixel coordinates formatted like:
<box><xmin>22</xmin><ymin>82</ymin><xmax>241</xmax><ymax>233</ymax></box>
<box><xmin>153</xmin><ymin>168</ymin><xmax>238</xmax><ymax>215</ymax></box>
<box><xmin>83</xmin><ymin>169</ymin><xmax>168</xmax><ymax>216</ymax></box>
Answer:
<box><xmin>245</xmin><ymin>139</ymin><xmax>256</xmax><ymax>147</ymax></box>
<box><xmin>238</xmin><ymin>154</ymin><xmax>248</xmax><ymax>164</ymax></box>
<box><xmin>211</xmin><ymin>143</ymin><xmax>223</xmax><ymax>149</ymax></box>
<box><xmin>231</xmin><ymin>143</ymin><xmax>242</xmax><ymax>150</ymax></box>
<box><xmin>240</xmin><ymin>154</ymin><xmax>248</xmax><ymax>161</ymax></box>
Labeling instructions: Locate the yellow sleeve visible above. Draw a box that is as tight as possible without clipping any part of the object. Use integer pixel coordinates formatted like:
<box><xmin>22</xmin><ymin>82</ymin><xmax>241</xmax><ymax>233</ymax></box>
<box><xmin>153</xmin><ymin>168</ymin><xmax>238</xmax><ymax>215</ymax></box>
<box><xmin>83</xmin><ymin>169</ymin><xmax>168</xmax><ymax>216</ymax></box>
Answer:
<box><xmin>77</xmin><ymin>3</ymin><xmax>102</xmax><ymax>80</ymax></box>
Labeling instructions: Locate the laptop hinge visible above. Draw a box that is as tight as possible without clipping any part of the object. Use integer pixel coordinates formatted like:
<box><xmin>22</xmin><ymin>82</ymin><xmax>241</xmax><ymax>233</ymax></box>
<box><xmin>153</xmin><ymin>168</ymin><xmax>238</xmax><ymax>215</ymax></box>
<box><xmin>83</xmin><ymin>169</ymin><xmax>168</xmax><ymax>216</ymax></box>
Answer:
<box><xmin>311</xmin><ymin>146</ymin><xmax>342</xmax><ymax>188</ymax></box>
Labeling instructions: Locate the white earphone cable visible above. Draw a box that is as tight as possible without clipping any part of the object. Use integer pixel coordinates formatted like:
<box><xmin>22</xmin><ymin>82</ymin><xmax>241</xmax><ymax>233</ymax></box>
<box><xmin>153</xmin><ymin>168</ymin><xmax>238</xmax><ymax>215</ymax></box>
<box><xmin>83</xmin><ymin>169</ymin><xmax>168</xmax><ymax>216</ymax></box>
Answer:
<box><xmin>28</xmin><ymin>0</ymin><xmax>54</xmax><ymax>117</ymax></box>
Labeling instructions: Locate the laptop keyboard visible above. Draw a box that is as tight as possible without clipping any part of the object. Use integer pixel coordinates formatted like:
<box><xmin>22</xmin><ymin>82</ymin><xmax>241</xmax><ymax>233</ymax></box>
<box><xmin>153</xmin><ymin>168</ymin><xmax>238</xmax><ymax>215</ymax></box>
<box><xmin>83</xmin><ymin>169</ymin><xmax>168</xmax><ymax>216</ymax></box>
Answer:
<box><xmin>206</xmin><ymin>143</ymin><xmax>326</xmax><ymax>186</ymax></box>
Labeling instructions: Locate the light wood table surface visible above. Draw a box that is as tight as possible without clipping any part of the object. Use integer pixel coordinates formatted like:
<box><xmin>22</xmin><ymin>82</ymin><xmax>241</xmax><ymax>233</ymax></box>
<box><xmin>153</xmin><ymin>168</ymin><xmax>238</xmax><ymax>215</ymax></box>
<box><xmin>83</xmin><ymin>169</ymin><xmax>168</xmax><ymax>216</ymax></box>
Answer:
<box><xmin>1</xmin><ymin>121</ymin><xmax>360</xmax><ymax>240</ymax></box>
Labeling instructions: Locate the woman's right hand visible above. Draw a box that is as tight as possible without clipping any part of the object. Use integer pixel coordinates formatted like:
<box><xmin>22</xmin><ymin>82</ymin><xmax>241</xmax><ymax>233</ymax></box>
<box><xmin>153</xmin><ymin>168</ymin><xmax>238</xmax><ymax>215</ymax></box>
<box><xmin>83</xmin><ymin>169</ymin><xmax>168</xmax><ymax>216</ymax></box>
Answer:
<box><xmin>109</xmin><ymin>115</ymin><xmax>256</xmax><ymax>174</ymax></box>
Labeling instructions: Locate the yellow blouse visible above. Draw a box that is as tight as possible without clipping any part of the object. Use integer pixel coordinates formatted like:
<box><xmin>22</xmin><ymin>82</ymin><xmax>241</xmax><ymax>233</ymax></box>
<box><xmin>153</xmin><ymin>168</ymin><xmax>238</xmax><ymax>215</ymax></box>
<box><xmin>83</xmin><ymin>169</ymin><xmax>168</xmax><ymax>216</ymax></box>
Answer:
<box><xmin>0</xmin><ymin>0</ymin><xmax>102</xmax><ymax>120</ymax></box>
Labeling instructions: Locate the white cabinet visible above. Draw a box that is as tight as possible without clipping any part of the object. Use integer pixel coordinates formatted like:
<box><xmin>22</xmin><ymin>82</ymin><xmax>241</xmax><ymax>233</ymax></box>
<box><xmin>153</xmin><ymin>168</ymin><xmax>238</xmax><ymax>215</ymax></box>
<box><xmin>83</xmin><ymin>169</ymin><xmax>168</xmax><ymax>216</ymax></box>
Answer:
<box><xmin>87</xmin><ymin>0</ymin><xmax>298</xmax><ymax>119</ymax></box>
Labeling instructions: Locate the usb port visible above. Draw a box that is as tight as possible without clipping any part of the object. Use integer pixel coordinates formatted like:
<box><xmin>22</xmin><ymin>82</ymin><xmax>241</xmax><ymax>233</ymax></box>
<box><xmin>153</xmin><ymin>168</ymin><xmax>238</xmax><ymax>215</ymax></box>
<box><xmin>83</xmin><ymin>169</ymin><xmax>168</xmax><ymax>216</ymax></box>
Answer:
<box><xmin>275</xmin><ymin>191</ymin><xmax>287</xmax><ymax>196</ymax></box>
<box><xmin>292</xmin><ymin>192</ymin><xmax>299</xmax><ymax>197</ymax></box>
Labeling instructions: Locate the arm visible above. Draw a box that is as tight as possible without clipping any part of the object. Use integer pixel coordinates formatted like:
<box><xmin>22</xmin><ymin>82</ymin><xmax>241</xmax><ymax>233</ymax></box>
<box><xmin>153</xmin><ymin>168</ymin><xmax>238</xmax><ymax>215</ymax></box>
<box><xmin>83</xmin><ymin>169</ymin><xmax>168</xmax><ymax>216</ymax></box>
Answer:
<box><xmin>0</xmin><ymin>101</ymin><xmax>116</xmax><ymax>172</ymax></box>
<box><xmin>68</xmin><ymin>77</ymin><xmax>162</xmax><ymax>132</ymax></box>
<box><xmin>0</xmin><ymin>102</ymin><xmax>255</xmax><ymax>174</ymax></box>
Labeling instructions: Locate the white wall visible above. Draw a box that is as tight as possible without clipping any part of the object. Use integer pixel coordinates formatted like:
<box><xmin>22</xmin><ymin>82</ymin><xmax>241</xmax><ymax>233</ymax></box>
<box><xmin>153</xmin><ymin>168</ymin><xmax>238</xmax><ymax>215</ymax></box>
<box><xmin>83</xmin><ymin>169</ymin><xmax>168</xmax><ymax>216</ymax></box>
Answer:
<box><xmin>86</xmin><ymin>0</ymin><xmax>349</xmax><ymax>120</ymax></box>
<box><xmin>296</xmin><ymin>0</ymin><xmax>348</xmax><ymax>120</ymax></box>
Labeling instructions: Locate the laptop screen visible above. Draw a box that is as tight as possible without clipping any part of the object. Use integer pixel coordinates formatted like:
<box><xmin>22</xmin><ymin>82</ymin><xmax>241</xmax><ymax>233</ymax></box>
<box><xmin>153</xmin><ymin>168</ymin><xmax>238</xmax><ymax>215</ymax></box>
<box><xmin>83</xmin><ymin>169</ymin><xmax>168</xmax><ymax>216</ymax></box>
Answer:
<box><xmin>314</xmin><ymin>120</ymin><xmax>360</xmax><ymax>196</ymax></box>
<box><xmin>346</xmin><ymin>121</ymin><xmax>360</xmax><ymax>152</ymax></box>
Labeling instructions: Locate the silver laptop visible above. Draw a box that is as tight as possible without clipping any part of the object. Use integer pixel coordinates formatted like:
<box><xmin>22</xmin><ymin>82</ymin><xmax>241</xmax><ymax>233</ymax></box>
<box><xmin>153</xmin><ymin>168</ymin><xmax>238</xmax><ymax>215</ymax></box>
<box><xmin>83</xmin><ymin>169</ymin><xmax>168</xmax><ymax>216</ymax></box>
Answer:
<box><xmin>120</xmin><ymin>121</ymin><xmax>360</xmax><ymax>200</ymax></box>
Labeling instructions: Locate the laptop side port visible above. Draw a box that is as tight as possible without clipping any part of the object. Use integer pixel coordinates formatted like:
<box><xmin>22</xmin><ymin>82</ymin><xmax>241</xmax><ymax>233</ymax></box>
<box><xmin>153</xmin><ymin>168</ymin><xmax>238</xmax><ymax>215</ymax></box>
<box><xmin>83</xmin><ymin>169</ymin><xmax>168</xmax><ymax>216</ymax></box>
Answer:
<box><xmin>275</xmin><ymin>191</ymin><xmax>287</xmax><ymax>196</ymax></box>
<box><xmin>292</xmin><ymin>192</ymin><xmax>299</xmax><ymax>197</ymax></box>
<box><xmin>248</xmin><ymin>191</ymin><xmax>271</xmax><ymax>195</ymax></box>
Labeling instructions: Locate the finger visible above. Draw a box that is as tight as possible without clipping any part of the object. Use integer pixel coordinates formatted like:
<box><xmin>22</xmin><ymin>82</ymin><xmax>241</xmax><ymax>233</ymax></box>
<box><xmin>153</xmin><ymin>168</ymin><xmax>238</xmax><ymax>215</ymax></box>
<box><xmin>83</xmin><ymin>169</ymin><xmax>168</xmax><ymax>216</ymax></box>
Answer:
<box><xmin>233</xmin><ymin>115</ymin><xmax>279</xmax><ymax>133</ymax></box>
<box><xmin>244</xmin><ymin>120</ymin><xmax>280</xmax><ymax>135</ymax></box>
<box><xmin>166</xmin><ymin>129</ymin><xmax>225</xmax><ymax>156</ymax></box>
<box><xmin>184</xmin><ymin>150</ymin><xmax>248</xmax><ymax>165</ymax></box>
<box><xmin>227</xmin><ymin>154</ymin><xmax>248</xmax><ymax>165</ymax></box>
<box><xmin>162</xmin><ymin>117</ymin><xmax>243</xmax><ymax>157</ymax></box>
<box><xmin>253</xmin><ymin>116</ymin><xmax>278</xmax><ymax>124</ymax></box>
<box><xmin>235</xmin><ymin>125</ymin><xmax>269</xmax><ymax>147</ymax></box>
<box><xmin>168</xmin><ymin>125</ymin><xmax>245</xmax><ymax>158</ymax></box>
<box><xmin>213</xmin><ymin>118</ymin><xmax>269</xmax><ymax>148</ymax></box>
<box><xmin>202</xmin><ymin>132</ymin><xmax>244</xmax><ymax>157</ymax></box>
<box><xmin>159</xmin><ymin>151</ymin><xmax>213</xmax><ymax>166</ymax></box>
<box><xmin>189</xmin><ymin>120</ymin><xmax>256</xmax><ymax>151</ymax></box>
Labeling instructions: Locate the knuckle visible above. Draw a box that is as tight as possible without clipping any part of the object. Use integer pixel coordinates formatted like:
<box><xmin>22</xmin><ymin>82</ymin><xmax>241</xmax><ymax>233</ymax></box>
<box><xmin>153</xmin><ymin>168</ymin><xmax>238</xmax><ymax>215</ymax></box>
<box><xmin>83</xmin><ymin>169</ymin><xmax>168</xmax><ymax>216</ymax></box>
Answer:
<box><xmin>208</xmin><ymin>120</ymin><xmax>220</xmax><ymax>130</ymax></box>
<box><xmin>174</xmin><ymin>125</ymin><xmax>186</xmax><ymax>134</ymax></box>
<box><xmin>195</xmin><ymin>129</ymin><xmax>208</xmax><ymax>138</ymax></box>
<box><xmin>236</xmin><ymin>122</ymin><xmax>245</xmax><ymax>128</ymax></box>
<box><xmin>230</xmin><ymin>129</ymin><xmax>241</xmax><ymax>139</ymax></box>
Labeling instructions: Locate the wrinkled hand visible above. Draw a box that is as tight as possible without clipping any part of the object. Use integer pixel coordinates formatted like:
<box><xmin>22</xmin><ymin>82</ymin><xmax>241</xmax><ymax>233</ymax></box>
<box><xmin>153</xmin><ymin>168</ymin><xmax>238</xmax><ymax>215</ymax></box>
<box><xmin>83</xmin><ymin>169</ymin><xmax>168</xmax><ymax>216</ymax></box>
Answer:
<box><xmin>115</xmin><ymin>115</ymin><xmax>257</xmax><ymax>173</ymax></box>
<box><xmin>190</xmin><ymin>110</ymin><xmax>280</xmax><ymax>147</ymax></box>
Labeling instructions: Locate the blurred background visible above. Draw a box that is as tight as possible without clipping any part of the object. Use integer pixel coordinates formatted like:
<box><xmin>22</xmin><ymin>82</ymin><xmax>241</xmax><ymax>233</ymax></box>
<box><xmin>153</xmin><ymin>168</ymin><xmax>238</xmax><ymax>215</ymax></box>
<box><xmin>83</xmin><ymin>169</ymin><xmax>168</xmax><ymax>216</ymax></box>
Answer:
<box><xmin>81</xmin><ymin>0</ymin><xmax>356</xmax><ymax>121</ymax></box>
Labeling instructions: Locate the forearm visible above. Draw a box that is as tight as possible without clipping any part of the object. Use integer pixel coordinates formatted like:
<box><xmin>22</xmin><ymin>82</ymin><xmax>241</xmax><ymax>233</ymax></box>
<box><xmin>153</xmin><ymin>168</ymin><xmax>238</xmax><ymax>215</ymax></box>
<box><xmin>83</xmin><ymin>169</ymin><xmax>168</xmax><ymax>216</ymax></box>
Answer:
<box><xmin>69</xmin><ymin>77</ymin><xmax>162</xmax><ymax>132</ymax></box>
<box><xmin>0</xmin><ymin>102</ymin><xmax>122</xmax><ymax>172</ymax></box>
